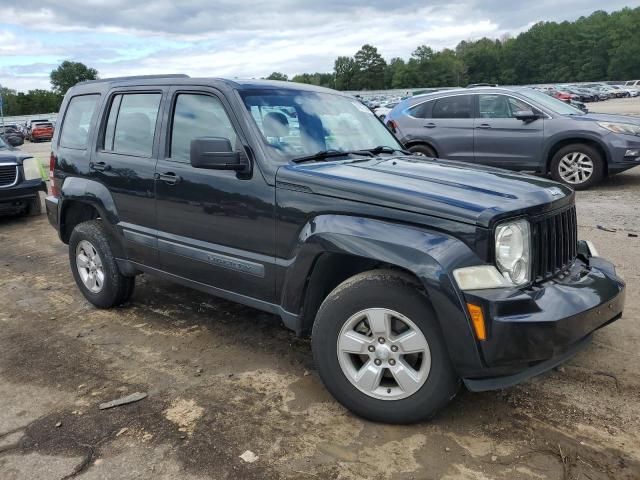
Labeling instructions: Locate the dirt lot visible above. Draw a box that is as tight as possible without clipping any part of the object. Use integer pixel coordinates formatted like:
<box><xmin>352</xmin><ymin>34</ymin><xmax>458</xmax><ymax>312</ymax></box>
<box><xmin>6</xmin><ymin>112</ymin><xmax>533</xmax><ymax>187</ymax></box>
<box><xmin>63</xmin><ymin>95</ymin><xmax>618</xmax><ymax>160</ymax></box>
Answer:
<box><xmin>2</xmin><ymin>119</ymin><xmax>640</xmax><ymax>479</ymax></box>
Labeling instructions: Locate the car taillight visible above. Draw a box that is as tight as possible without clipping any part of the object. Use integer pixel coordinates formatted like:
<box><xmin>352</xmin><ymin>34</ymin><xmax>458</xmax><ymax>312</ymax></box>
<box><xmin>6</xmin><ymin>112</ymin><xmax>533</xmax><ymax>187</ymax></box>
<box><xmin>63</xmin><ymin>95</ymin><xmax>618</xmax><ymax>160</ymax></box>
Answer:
<box><xmin>49</xmin><ymin>152</ymin><xmax>60</xmax><ymax>198</ymax></box>
<box><xmin>387</xmin><ymin>119</ymin><xmax>398</xmax><ymax>134</ymax></box>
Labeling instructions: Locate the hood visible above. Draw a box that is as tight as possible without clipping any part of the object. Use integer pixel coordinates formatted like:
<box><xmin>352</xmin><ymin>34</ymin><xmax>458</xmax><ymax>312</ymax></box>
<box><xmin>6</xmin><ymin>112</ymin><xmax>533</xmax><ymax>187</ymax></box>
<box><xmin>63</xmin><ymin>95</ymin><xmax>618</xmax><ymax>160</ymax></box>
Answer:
<box><xmin>277</xmin><ymin>156</ymin><xmax>574</xmax><ymax>227</ymax></box>
<box><xmin>0</xmin><ymin>150</ymin><xmax>32</xmax><ymax>164</ymax></box>
<box><xmin>573</xmin><ymin>113</ymin><xmax>640</xmax><ymax>125</ymax></box>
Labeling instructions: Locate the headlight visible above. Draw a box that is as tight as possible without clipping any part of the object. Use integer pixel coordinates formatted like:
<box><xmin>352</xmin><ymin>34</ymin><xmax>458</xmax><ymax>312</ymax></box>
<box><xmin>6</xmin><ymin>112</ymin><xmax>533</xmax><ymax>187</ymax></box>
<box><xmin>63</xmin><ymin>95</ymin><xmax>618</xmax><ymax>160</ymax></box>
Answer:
<box><xmin>597</xmin><ymin>121</ymin><xmax>640</xmax><ymax>136</ymax></box>
<box><xmin>22</xmin><ymin>157</ymin><xmax>42</xmax><ymax>181</ymax></box>
<box><xmin>495</xmin><ymin>219</ymin><xmax>531</xmax><ymax>286</ymax></box>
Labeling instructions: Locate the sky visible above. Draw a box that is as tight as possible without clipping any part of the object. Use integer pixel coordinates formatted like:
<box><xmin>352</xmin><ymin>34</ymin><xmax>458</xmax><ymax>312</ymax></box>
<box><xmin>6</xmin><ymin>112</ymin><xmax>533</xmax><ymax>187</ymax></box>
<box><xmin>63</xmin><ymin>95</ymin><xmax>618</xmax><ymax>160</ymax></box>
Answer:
<box><xmin>0</xmin><ymin>0</ymin><xmax>635</xmax><ymax>92</ymax></box>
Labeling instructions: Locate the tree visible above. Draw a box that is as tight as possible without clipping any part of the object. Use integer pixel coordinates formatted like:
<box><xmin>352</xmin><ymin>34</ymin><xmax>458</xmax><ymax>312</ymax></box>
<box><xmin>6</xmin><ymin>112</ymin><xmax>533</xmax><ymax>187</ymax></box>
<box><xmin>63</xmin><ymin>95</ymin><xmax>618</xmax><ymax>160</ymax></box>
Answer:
<box><xmin>334</xmin><ymin>56</ymin><xmax>358</xmax><ymax>90</ymax></box>
<box><xmin>353</xmin><ymin>44</ymin><xmax>387</xmax><ymax>90</ymax></box>
<box><xmin>266</xmin><ymin>72</ymin><xmax>288</xmax><ymax>81</ymax></box>
<box><xmin>50</xmin><ymin>61</ymin><xmax>98</xmax><ymax>95</ymax></box>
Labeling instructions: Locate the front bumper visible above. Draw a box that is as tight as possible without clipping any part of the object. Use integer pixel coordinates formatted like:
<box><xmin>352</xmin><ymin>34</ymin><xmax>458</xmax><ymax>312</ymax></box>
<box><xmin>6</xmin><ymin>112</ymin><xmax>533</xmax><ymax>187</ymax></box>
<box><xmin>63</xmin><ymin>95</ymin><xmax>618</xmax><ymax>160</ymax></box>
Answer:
<box><xmin>607</xmin><ymin>134</ymin><xmax>640</xmax><ymax>173</ymax></box>
<box><xmin>0</xmin><ymin>179</ymin><xmax>46</xmax><ymax>214</ymax></box>
<box><xmin>460</xmin><ymin>247</ymin><xmax>625</xmax><ymax>390</ymax></box>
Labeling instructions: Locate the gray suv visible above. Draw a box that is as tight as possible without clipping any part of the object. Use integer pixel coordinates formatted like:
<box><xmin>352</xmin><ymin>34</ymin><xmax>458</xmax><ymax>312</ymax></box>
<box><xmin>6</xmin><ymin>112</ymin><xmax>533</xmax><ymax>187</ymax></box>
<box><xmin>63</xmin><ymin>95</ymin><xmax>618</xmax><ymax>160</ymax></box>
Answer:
<box><xmin>385</xmin><ymin>86</ymin><xmax>640</xmax><ymax>189</ymax></box>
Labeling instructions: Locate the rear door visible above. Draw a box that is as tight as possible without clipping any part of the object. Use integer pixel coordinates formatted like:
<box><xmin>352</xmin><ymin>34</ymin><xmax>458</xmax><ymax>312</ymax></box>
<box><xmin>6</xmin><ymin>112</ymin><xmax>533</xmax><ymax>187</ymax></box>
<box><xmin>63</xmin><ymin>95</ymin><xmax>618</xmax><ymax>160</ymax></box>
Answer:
<box><xmin>91</xmin><ymin>88</ymin><xmax>165</xmax><ymax>267</ymax></box>
<box><xmin>473</xmin><ymin>93</ymin><xmax>544</xmax><ymax>170</ymax></box>
<box><xmin>424</xmin><ymin>95</ymin><xmax>475</xmax><ymax>162</ymax></box>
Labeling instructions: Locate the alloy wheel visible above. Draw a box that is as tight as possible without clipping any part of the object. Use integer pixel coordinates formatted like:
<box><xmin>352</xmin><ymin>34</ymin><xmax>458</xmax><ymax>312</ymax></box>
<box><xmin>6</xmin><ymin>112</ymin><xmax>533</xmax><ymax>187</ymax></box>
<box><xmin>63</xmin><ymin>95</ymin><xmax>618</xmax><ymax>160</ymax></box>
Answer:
<box><xmin>76</xmin><ymin>240</ymin><xmax>105</xmax><ymax>293</ymax></box>
<box><xmin>558</xmin><ymin>152</ymin><xmax>594</xmax><ymax>185</ymax></box>
<box><xmin>337</xmin><ymin>308</ymin><xmax>431</xmax><ymax>400</ymax></box>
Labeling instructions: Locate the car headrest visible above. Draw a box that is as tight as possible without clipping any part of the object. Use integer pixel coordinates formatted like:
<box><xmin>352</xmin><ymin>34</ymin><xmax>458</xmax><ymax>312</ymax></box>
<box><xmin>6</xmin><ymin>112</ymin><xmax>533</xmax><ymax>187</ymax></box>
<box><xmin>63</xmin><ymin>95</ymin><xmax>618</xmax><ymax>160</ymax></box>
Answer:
<box><xmin>263</xmin><ymin>112</ymin><xmax>289</xmax><ymax>138</ymax></box>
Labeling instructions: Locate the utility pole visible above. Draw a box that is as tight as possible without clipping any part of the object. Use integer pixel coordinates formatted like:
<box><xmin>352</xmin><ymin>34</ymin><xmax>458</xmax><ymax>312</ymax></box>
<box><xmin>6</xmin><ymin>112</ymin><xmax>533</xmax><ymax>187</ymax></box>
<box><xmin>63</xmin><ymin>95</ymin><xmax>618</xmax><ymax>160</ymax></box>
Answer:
<box><xmin>0</xmin><ymin>84</ymin><xmax>5</xmax><ymax>133</ymax></box>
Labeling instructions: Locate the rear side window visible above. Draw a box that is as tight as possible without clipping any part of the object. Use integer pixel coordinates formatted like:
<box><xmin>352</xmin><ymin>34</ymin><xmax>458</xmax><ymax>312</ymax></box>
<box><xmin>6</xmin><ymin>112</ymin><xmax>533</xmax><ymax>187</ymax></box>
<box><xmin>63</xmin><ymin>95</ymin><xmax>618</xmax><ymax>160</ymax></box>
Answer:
<box><xmin>103</xmin><ymin>93</ymin><xmax>162</xmax><ymax>157</ymax></box>
<box><xmin>170</xmin><ymin>94</ymin><xmax>238</xmax><ymax>162</ymax></box>
<box><xmin>432</xmin><ymin>95</ymin><xmax>472</xmax><ymax>119</ymax></box>
<box><xmin>406</xmin><ymin>101</ymin><xmax>431</xmax><ymax>119</ymax></box>
<box><xmin>59</xmin><ymin>95</ymin><xmax>100</xmax><ymax>149</ymax></box>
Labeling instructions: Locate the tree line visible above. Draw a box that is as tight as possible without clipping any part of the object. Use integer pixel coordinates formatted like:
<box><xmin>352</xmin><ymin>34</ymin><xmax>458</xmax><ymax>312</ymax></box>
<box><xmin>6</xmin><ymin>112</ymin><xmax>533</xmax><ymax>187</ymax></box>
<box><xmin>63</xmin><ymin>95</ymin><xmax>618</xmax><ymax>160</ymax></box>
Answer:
<box><xmin>267</xmin><ymin>6</ymin><xmax>640</xmax><ymax>90</ymax></box>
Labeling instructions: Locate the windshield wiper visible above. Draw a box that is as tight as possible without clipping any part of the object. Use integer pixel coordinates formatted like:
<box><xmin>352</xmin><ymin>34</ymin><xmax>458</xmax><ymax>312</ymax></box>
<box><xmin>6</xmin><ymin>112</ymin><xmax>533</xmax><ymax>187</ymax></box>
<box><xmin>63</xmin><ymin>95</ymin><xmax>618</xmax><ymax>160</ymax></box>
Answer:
<box><xmin>361</xmin><ymin>145</ymin><xmax>411</xmax><ymax>155</ymax></box>
<box><xmin>291</xmin><ymin>149</ymin><xmax>375</xmax><ymax>164</ymax></box>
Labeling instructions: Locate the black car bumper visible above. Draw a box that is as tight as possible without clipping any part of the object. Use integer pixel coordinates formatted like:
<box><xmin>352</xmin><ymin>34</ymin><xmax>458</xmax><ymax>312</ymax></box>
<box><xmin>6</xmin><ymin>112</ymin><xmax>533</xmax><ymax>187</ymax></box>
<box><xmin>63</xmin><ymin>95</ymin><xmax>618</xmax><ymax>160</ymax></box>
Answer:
<box><xmin>45</xmin><ymin>195</ymin><xmax>59</xmax><ymax>229</ymax></box>
<box><xmin>0</xmin><ymin>179</ymin><xmax>46</xmax><ymax>214</ymax></box>
<box><xmin>460</xmin><ymin>250</ymin><xmax>625</xmax><ymax>390</ymax></box>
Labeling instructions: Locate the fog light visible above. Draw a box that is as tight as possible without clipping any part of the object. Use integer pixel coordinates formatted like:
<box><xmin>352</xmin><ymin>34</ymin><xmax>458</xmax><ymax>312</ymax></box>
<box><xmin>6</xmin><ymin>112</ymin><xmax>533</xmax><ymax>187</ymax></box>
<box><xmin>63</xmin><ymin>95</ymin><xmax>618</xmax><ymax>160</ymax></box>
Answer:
<box><xmin>624</xmin><ymin>149</ymin><xmax>640</xmax><ymax>159</ymax></box>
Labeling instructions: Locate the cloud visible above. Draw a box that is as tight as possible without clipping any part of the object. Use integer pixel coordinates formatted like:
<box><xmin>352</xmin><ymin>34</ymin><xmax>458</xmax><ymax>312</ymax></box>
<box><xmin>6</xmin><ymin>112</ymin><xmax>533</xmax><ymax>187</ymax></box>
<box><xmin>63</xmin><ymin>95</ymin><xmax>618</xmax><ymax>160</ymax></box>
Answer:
<box><xmin>0</xmin><ymin>1</ymin><xmax>633</xmax><ymax>91</ymax></box>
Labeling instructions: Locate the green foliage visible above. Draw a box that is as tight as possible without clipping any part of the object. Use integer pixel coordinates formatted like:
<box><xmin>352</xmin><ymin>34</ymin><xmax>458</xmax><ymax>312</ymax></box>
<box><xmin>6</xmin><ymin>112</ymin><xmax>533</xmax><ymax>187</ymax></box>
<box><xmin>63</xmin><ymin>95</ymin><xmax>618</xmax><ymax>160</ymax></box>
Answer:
<box><xmin>50</xmin><ymin>60</ymin><xmax>98</xmax><ymax>95</ymax></box>
<box><xmin>290</xmin><ymin>7</ymin><xmax>640</xmax><ymax>90</ymax></box>
<box><xmin>265</xmin><ymin>72</ymin><xmax>289</xmax><ymax>81</ymax></box>
<box><xmin>0</xmin><ymin>87</ymin><xmax>62</xmax><ymax>116</ymax></box>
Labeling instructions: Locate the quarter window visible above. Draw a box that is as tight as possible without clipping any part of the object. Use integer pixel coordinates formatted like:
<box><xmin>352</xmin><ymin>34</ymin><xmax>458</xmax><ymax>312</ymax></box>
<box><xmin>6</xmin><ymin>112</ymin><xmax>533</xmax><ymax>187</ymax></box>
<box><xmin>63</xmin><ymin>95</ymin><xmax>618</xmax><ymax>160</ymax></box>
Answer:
<box><xmin>406</xmin><ymin>101</ymin><xmax>431</xmax><ymax>119</ymax></box>
<box><xmin>170</xmin><ymin>94</ymin><xmax>238</xmax><ymax>162</ymax></box>
<box><xmin>103</xmin><ymin>93</ymin><xmax>162</xmax><ymax>157</ymax></box>
<box><xmin>59</xmin><ymin>95</ymin><xmax>100</xmax><ymax>149</ymax></box>
<box><xmin>432</xmin><ymin>96</ymin><xmax>472</xmax><ymax>119</ymax></box>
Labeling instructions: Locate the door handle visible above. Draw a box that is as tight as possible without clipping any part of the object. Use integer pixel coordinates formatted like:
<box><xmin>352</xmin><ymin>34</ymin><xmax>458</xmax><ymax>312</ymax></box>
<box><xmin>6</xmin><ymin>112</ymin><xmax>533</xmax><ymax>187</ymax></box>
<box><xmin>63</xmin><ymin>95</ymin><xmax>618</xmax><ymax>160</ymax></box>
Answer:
<box><xmin>155</xmin><ymin>172</ymin><xmax>181</xmax><ymax>185</ymax></box>
<box><xmin>90</xmin><ymin>161</ymin><xmax>111</xmax><ymax>172</ymax></box>
<box><xmin>476</xmin><ymin>124</ymin><xmax>492</xmax><ymax>129</ymax></box>
<box><xmin>424</xmin><ymin>123</ymin><xmax>436</xmax><ymax>128</ymax></box>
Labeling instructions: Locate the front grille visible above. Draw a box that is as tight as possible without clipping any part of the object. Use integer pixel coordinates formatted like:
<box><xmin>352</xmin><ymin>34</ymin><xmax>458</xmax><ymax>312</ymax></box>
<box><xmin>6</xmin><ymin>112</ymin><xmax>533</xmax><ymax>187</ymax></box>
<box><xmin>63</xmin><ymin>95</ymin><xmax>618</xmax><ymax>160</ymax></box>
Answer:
<box><xmin>0</xmin><ymin>165</ymin><xmax>18</xmax><ymax>187</ymax></box>
<box><xmin>531</xmin><ymin>206</ymin><xmax>578</xmax><ymax>282</ymax></box>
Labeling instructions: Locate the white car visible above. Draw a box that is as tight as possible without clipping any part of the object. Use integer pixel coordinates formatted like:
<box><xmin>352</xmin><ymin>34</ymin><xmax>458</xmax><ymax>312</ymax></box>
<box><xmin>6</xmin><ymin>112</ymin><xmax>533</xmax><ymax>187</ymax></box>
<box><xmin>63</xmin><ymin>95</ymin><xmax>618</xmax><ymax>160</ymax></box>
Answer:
<box><xmin>374</xmin><ymin>101</ymin><xmax>400</xmax><ymax>120</ymax></box>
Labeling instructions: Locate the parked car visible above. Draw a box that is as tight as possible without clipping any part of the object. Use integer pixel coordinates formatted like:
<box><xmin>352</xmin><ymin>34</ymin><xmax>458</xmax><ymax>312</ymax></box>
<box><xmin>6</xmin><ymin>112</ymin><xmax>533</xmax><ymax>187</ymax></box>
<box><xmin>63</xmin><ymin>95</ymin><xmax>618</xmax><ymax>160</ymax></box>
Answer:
<box><xmin>0</xmin><ymin>126</ymin><xmax>25</xmax><ymax>146</ymax></box>
<box><xmin>386</xmin><ymin>86</ymin><xmax>640</xmax><ymax>189</ymax></box>
<box><xmin>45</xmin><ymin>75</ymin><xmax>626</xmax><ymax>423</ymax></box>
<box><xmin>374</xmin><ymin>101</ymin><xmax>399</xmax><ymax>120</ymax></box>
<box><xmin>0</xmin><ymin>135</ymin><xmax>46</xmax><ymax>215</ymax></box>
<box><xmin>29</xmin><ymin>122</ymin><xmax>54</xmax><ymax>142</ymax></box>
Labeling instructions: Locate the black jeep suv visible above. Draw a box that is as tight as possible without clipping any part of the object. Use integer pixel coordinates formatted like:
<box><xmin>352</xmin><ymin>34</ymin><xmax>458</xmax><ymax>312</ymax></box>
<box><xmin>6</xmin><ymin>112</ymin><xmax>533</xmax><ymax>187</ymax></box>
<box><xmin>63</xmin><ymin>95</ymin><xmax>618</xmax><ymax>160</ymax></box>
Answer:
<box><xmin>46</xmin><ymin>75</ymin><xmax>625</xmax><ymax>423</ymax></box>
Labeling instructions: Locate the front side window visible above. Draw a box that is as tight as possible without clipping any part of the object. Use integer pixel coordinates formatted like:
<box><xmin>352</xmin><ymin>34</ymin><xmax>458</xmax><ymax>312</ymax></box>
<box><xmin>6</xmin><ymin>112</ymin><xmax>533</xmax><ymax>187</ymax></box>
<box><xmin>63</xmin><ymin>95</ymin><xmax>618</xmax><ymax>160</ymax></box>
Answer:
<box><xmin>240</xmin><ymin>89</ymin><xmax>402</xmax><ymax>163</ymax></box>
<box><xmin>59</xmin><ymin>94</ymin><xmax>100</xmax><ymax>149</ymax></box>
<box><xmin>432</xmin><ymin>95</ymin><xmax>472</xmax><ymax>119</ymax></box>
<box><xmin>104</xmin><ymin>93</ymin><xmax>162</xmax><ymax>156</ymax></box>
<box><xmin>478</xmin><ymin>94</ymin><xmax>531</xmax><ymax>118</ymax></box>
<box><xmin>170</xmin><ymin>94</ymin><xmax>238</xmax><ymax>162</ymax></box>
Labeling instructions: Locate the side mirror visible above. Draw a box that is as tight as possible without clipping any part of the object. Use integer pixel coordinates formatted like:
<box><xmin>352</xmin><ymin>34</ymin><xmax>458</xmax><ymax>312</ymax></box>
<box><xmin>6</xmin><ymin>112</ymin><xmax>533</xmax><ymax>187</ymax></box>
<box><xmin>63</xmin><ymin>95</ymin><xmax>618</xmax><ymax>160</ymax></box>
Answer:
<box><xmin>514</xmin><ymin>110</ymin><xmax>539</xmax><ymax>121</ymax></box>
<box><xmin>190</xmin><ymin>137</ymin><xmax>245</xmax><ymax>171</ymax></box>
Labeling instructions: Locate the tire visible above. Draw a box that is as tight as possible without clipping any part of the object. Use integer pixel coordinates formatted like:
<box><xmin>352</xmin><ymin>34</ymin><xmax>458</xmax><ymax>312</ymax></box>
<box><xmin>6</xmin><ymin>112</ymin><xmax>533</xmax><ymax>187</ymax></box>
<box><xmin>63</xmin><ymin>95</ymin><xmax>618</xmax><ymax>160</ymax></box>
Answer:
<box><xmin>311</xmin><ymin>270</ymin><xmax>460</xmax><ymax>424</ymax></box>
<box><xmin>550</xmin><ymin>143</ymin><xmax>604</xmax><ymax>190</ymax></box>
<box><xmin>69</xmin><ymin>220</ymin><xmax>135</xmax><ymax>308</ymax></box>
<box><xmin>408</xmin><ymin>144</ymin><xmax>437</xmax><ymax>158</ymax></box>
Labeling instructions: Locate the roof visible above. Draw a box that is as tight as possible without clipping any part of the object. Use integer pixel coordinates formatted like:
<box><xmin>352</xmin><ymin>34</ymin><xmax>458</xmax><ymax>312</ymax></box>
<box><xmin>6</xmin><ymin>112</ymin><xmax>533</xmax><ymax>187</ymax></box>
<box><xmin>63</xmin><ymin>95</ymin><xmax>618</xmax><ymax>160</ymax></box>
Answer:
<box><xmin>73</xmin><ymin>74</ymin><xmax>342</xmax><ymax>95</ymax></box>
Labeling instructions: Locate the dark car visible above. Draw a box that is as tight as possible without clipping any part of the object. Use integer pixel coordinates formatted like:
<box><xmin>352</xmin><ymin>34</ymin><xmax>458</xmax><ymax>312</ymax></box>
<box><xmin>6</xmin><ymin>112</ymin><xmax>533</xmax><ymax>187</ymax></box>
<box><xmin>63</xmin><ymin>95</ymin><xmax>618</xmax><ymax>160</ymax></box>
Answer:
<box><xmin>46</xmin><ymin>75</ymin><xmax>625</xmax><ymax>424</ymax></box>
<box><xmin>386</xmin><ymin>86</ymin><xmax>640</xmax><ymax>189</ymax></box>
<box><xmin>0</xmin><ymin>136</ymin><xmax>46</xmax><ymax>215</ymax></box>
<box><xmin>1</xmin><ymin>125</ymin><xmax>25</xmax><ymax>147</ymax></box>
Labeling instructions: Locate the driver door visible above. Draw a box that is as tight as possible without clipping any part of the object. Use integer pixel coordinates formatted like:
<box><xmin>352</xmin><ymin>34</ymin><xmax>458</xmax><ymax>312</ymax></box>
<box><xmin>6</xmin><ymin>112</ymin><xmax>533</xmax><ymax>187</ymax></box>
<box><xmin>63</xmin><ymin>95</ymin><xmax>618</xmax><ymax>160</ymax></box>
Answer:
<box><xmin>154</xmin><ymin>87</ymin><xmax>276</xmax><ymax>302</ymax></box>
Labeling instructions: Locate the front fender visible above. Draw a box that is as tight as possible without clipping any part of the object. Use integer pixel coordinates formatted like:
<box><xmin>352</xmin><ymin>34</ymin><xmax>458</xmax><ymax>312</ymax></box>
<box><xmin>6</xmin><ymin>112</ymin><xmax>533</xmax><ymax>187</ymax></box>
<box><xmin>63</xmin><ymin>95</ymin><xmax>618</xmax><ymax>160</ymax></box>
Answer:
<box><xmin>280</xmin><ymin>214</ymin><xmax>486</xmax><ymax>374</ymax></box>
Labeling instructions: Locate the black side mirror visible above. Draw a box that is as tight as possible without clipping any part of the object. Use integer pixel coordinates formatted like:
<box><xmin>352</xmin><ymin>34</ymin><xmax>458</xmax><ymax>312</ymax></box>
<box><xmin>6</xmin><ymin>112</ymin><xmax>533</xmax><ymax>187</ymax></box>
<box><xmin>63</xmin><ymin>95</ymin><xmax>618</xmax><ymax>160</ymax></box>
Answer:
<box><xmin>190</xmin><ymin>137</ymin><xmax>246</xmax><ymax>171</ymax></box>
<box><xmin>514</xmin><ymin>110</ymin><xmax>539</xmax><ymax>121</ymax></box>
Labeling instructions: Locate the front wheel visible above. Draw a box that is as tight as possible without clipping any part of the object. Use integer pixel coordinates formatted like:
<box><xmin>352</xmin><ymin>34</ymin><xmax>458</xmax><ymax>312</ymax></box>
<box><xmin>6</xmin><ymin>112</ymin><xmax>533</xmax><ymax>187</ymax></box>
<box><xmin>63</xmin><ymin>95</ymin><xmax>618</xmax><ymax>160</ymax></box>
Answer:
<box><xmin>408</xmin><ymin>144</ymin><xmax>437</xmax><ymax>158</ymax></box>
<box><xmin>550</xmin><ymin>144</ymin><xmax>604</xmax><ymax>190</ymax></box>
<box><xmin>312</xmin><ymin>270</ymin><xmax>460</xmax><ymax>423</ymax></box>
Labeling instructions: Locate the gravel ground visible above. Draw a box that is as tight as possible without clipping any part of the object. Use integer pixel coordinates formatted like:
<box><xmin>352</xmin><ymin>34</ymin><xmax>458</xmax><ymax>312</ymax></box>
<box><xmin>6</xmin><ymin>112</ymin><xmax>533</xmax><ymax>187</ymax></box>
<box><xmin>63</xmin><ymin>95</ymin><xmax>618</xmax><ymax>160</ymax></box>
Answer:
<box><xmin>1</xmin><ymin>106</ymin><xmax>639</xmax><ymax>479</ymax></box>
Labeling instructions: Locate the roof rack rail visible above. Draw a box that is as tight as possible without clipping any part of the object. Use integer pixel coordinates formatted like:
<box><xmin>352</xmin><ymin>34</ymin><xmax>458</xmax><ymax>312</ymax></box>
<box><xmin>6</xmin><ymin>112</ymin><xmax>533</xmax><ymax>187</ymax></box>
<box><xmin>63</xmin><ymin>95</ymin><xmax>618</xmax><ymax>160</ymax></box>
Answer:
<box><xmin>466</xmin><ymin>83</ymin><xmax>498</xmax><ymax>88</ymax></box>
<box><xmin>78</xmin><ymin>74</ymin><xmax>190</xmax><ymax>85</ymax></box>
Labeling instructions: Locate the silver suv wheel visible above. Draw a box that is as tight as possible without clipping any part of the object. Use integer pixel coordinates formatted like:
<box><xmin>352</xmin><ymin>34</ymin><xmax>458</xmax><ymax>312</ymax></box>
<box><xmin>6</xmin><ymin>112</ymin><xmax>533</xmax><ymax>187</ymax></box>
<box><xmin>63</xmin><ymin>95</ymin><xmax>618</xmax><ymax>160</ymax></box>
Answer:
<box><xmin>337</xmin><ymin>308</ymin><xmax>431</xmax><ymax>400</ymax></box>
<box><xmin>75</xmin><ymin>239</ymin><xmax>105</xmax><ymax>293</ymax></box>
<box><xmin>558</xmin><ymin>152</ymin><xmax>594</xmax><ymax>185</ymax></box>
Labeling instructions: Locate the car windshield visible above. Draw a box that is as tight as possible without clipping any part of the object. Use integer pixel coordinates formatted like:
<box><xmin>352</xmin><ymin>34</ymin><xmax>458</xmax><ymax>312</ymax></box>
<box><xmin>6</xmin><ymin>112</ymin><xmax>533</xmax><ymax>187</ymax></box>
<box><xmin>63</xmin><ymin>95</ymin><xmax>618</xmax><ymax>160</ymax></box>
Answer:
<box><xmin>518</xmin><ymin>89</ymin><xmax>585</xmax><ymax>115</ymax></box>
<box><xmin>240</xmin><ymin>89</ymin><xmax>403</xmax><ymax>162</ymax></box>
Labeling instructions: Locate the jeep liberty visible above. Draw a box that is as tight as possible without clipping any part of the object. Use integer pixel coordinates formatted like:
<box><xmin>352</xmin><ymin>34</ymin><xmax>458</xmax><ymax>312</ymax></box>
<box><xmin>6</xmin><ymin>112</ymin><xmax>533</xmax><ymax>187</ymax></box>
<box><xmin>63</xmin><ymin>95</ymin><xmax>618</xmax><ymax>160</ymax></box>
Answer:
<box><xmin>46</xmin><ymin>75</ymin><xmax>625</xmax><ymax>423</ymax></box>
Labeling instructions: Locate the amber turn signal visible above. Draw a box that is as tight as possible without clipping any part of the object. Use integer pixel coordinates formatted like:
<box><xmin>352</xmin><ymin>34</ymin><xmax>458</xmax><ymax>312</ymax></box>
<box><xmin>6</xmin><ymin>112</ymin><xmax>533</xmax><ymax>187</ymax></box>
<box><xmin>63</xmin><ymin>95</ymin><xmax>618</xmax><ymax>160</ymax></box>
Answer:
<box><xmin>466</xmin><ymin>303</ymin><xmax>487</xmax><ymax>341</ymax></box>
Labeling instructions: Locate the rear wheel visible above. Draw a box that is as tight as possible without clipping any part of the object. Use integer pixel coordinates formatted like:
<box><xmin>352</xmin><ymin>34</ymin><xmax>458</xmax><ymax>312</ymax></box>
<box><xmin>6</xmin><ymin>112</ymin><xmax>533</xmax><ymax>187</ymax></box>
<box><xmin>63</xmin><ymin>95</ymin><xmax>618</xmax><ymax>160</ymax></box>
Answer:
<box><xmin>408</xmin><ymin>144</ymin><xmax>437</xmax><ymax>158</ymax></box>
<box><xmin>69</xmin><ymin>220</ymin><xmax>135</xmax><ymax>308</ymax></box>
<box><xmin>550</xmin><ymin>144</ymin><xmax>604</xmax><ymax>190</ymax></box>
<box><xmin>312</xmin><ymin>270</ymin><xmax>459</xmax><ymax>423</ymax></box>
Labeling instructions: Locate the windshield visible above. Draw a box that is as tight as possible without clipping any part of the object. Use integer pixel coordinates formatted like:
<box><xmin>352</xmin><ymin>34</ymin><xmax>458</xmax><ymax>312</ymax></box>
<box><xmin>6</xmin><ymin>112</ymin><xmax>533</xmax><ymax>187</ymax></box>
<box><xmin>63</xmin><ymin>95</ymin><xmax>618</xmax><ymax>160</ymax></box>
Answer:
<box><xmin>240</xmin><ymin>89</ymin><xmax>403</xmax><ymax>162</ymax></box>
<box><xmin>519</xmin><ymin>89</ymin><xmax>585</xmax><ymax>115</ymax></box>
